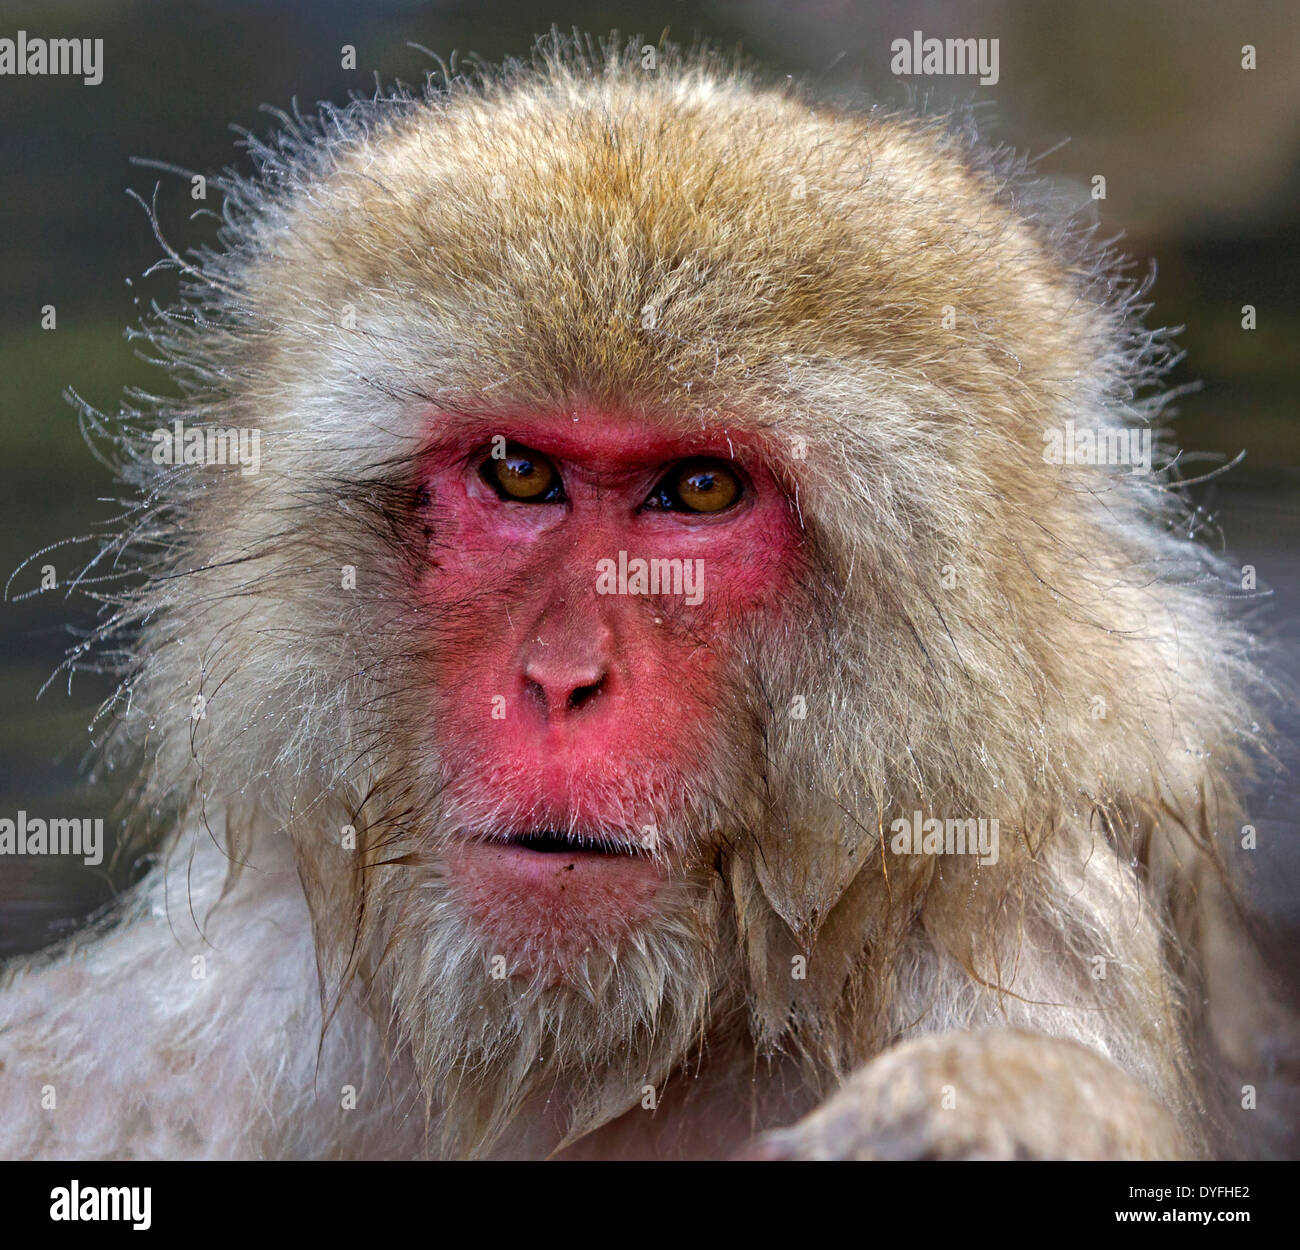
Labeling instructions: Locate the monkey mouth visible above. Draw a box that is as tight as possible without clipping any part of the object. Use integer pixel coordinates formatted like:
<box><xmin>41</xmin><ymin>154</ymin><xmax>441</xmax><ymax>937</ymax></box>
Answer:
<box><xmin>487</xmin><ymin>828</ymin><xmax>649</xmax><ymax>857</ymax></box>
<box><xmin>445</xmin><ymin>824</ymin><xmax>669</xmax><ymax>967</ymax></box>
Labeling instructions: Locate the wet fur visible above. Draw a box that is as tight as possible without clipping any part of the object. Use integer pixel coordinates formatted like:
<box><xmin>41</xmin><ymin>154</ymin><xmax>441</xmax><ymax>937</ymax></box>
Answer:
<box><xmin>0</xmin><ymin>35</ymin><xmax>1268</xmax><ymax>1158</ymax></box>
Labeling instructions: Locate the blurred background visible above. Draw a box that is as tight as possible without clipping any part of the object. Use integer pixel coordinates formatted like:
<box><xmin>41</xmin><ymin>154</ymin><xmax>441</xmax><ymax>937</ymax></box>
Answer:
<box><xmin>0</xmin><ymin>0</ymin><xmax>1296</xmax><ymax>1127</ymax></box>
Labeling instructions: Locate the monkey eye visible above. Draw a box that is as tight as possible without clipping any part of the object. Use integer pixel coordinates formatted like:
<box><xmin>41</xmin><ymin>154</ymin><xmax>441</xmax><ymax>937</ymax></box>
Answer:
<box><xmin>643</xmin><ymin>459</ymin><xmax>743</xmax><ymax>514</ymax></box>
<box><xmin>480</xmin><ymin>444</ymin><xmax>564</xmax><ymax>503</ymax></box>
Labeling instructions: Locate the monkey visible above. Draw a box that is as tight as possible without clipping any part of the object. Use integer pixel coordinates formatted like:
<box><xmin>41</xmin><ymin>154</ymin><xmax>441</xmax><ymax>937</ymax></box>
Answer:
<box><xmin>0</xmin><ymin>35</ymin><xmax>1272</xmax><ymax>1160</ymax></box>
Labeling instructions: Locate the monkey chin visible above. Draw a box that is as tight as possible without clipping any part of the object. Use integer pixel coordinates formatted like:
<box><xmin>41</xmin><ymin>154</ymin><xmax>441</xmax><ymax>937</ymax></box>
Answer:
<box><xmin>443</xmin><ymin>829</ymin><xmax>671</xmax><ymax>979</ymax></box>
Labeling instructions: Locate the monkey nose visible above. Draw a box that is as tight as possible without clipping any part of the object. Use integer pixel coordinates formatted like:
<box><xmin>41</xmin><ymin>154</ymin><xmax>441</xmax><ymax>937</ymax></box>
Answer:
<box><xmin>522</xmin><ymin>656</ymin><xmax>609</xmax><ymax>720</ymax></box>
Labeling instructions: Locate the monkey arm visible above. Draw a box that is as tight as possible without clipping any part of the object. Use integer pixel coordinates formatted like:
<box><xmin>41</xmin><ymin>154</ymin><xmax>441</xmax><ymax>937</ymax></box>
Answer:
<box><xmin>742</xmin><ymin>1029</ymin><xmax>1189</xmax><ymax>1160</ymax></box>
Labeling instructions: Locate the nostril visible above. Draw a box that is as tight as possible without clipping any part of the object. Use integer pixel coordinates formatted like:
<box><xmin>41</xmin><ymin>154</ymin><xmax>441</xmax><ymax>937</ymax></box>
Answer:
<box><xmin>567</xmin><ymin>680</ymin><xmax>603</xmax><ymax>712</ymax></box>
<box><xmin>522</xmin><ymin>674</ymin><xmax>604</xmax><ymax>717</ymax></box>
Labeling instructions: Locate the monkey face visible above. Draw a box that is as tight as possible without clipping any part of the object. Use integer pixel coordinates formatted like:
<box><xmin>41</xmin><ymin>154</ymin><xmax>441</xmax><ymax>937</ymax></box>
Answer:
<box><xmin>407</xmin><ymin>408</ymin><xmax>803</xmax><ymax>974</ymax></box>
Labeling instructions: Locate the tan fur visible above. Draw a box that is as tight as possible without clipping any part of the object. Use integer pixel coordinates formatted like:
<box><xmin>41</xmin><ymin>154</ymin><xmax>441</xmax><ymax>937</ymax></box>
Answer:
<box><xmin>0</xmin><ymin>36</ymin><xmax>1265</xmax><ymax>1159</ymax></box>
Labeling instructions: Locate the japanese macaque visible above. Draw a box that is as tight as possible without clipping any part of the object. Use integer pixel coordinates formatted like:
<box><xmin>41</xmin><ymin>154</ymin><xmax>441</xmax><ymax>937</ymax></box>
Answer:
<box><xmin>0</xmin><ymin>38</ymin><xmax>1269</xmax><ymax>1160</ymax></box>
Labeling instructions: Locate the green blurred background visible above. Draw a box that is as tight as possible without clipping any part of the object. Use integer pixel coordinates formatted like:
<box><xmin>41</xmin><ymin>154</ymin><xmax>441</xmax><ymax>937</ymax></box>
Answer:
<box><xmin>1</xmin><ymin>0</ymin><xmax>1297</xmax><ymax>956</ymax></box>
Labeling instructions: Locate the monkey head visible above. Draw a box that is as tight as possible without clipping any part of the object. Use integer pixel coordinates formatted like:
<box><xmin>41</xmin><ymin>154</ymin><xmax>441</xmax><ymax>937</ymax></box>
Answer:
<box><xmin>90</xmin><ymin>42</ymin><xmax>1256</xmax><ymax>1154</ymax></box>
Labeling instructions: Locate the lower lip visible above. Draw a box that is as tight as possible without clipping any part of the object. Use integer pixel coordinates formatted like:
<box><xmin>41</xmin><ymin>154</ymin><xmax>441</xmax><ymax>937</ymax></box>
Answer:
<box><xmin>444</xmin><ymin>837</ymin><xmax>668</xmax><ymax>969</ymax></box>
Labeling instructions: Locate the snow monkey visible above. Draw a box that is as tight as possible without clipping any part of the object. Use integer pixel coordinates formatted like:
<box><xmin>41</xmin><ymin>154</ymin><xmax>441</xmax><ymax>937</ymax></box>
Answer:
<box><xmin>0</xmin><ymin>38</ymin><xmax>1267</xmax><ymax>1160</ymax></box>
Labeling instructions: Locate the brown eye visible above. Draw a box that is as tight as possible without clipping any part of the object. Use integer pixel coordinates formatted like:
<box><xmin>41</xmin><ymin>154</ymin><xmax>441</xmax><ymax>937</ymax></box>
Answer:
<box><xmin>481</xmin><ymin>446</ymin><xmax>563</xmax><ymax>503</ymax></box>
<box><xmin>645</xmin><ymin>459</ymin><xmax>742</xmax><ymax>514</ymax></box>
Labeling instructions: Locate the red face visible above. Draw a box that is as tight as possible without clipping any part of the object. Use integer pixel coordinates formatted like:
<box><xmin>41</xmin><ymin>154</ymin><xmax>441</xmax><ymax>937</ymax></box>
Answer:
<box><xmin>413</xmin><ymin>409</ymin><xmax>802</xmax><ymax>972</ymax></box>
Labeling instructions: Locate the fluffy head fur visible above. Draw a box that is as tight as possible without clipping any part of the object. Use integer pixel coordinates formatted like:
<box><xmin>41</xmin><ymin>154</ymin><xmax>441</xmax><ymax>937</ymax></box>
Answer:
<box><xmin>62</xmin><ymin>36</ymin><xmax>1261</xmax><ymax>1155</ymax></box>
